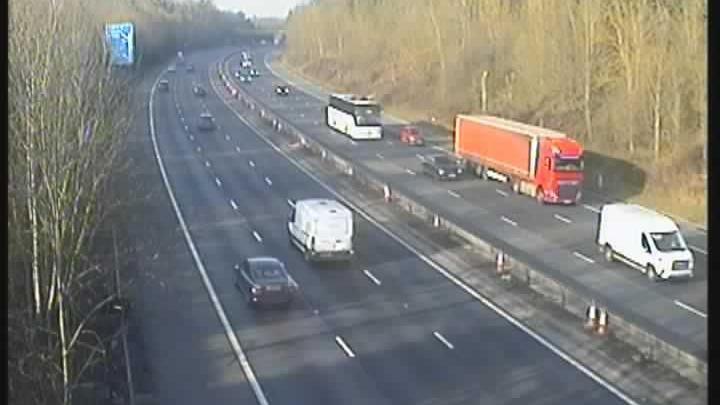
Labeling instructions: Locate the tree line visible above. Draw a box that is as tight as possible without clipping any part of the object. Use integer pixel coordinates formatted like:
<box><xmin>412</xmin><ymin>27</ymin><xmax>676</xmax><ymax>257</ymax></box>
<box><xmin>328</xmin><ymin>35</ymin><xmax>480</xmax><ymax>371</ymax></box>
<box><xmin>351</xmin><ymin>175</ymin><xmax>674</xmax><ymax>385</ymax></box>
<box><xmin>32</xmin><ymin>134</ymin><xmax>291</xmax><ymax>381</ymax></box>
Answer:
<box><xmin>283</xmin><ymin>0</ymin><xmax>707</xmax><ymax>223</ymax></box>
<box><xmin>8</xmin><ymin>0</ymin><xmax>256</xmax><ymax>403</ymax></box>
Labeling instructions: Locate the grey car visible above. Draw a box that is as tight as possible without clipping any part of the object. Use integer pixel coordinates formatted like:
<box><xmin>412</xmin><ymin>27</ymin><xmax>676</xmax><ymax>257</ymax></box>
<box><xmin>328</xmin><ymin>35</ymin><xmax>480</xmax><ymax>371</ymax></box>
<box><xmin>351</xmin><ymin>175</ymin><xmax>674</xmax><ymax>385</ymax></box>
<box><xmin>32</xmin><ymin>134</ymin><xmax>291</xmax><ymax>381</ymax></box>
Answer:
<box><xmin>234</xmin><ymin>257</ymin><xmax>298</xmax><ymax>308</ymax></box>
<box><xmin>422</xmin><ymin>154</ymin><xmax>465</xmax><ymax>180</ymax></box>
<box><xmin>197</xmin><ymin>113</ymin><xmax>215</xmax><ymax>131</ymax></box>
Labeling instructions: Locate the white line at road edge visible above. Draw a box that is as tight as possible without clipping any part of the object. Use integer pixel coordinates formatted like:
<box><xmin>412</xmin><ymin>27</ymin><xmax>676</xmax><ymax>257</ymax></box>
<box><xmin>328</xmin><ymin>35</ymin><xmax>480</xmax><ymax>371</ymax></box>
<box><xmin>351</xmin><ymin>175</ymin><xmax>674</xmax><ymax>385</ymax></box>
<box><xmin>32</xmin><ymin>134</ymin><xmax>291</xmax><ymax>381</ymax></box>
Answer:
<box><xmin>249</xmin><ymin>160</ymin><xmax>256</xmax><ymax>167</ymax></box>
<box><xmin>674</xmin><ymin>300</ymin><xmax>707</xmax><ymax>318</ymax></box>
<box><xmin>496</xmin><ymin>189</ymin><xmax>509</xmax><ymax>197</ymax></box>
<box><xmin>230</xmin><ymin>200</ymin><xmax>238</xmax><ymax>210</ymax></box>
<box><xmin>264</xmin><ymin>177</ymin><xmax>273</xmax><ymax>186</ymax></box>
<box><xmin>573</xmin><ymin>251</ymin><xmax>596</xmax><ymax>264</ymax></box>
<box><xmin>215</xmin><ymin>177</ymin><xmax>222</xmax><ymax>187</ymax></box>
<box><xmin>335</xmin><ymin>336</ymin><xmax>356</xmax><ymax>358</ymax></box>
<box><xmin>405</xmin><ymin>169</ymin><xmax>416</xmax><ymax>175</ymax></box>
<box><xmin>362</xmin><ymin>269</ymin><xmax>382</xmax><ymax>286</ymax></box>
<box><xmin>433</xmin><ymin>331</ymin><xmax>455</xmax><ymax>350</ymax></box>
<box><xmin>213</xmin><ymin>61</ymin><xmax>640</xmax><ymax>405</ymax></box>
<box><xmin>148</xmin><ymin>72</ymin><xmax>269</xmax><ymax>405</ymax></box>
<box><xmin>690</xmin><ymin>245</ymin><xmax>707</xmax><ymax>255</ymax></box>
<box><xmin>252</xmin><ymin>231</ymin><xmax>263</xmax><ymax>243</ymax></box>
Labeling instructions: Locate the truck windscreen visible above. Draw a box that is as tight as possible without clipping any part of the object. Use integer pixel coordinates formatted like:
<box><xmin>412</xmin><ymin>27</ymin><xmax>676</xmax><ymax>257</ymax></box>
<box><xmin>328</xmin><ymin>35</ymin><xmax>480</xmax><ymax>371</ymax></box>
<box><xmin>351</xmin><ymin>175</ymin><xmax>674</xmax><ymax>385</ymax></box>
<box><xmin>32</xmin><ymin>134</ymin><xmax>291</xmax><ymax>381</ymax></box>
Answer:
<box><xmin>554</xmin><ymin>157</ymin><xmax>584</xmax><ymax>172</ymax></box>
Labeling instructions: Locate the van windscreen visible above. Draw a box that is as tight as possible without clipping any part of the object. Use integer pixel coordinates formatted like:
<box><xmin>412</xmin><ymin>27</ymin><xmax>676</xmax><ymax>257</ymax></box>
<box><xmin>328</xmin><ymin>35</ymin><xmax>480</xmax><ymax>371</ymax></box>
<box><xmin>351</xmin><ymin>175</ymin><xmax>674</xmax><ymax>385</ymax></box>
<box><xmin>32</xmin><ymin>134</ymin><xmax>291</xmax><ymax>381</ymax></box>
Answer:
<box><xmin>650</xmin><ymin>232</ymin><xmax>686</xmax><ymax>252</ymax></box>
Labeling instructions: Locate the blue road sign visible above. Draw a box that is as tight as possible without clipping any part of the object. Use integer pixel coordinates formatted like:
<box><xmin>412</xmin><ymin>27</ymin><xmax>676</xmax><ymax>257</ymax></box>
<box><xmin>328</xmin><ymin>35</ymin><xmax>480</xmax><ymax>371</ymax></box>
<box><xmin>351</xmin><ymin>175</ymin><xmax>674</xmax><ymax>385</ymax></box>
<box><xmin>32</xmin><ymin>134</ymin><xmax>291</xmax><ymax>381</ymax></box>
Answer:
<box><xmin>105</xmin><ymin>22</ymin><xmax>135</xmax><ymax>66</ymax></box>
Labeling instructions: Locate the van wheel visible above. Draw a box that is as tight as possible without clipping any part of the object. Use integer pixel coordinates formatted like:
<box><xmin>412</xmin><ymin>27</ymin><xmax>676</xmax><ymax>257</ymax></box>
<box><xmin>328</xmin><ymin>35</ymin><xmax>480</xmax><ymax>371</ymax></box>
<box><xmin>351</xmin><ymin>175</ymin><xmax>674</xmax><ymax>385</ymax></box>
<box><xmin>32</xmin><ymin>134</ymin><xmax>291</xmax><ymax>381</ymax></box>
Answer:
<box><xmin>536</xmin><ymin>188</ymin><xmax>545</xmax><ymax>204</ymax></box>
<box><xmin>604</xmin><ymin>245</ymin><xmax>614</xmax><ymax>262</ymax></box>
<box><xmin>647</xmin><ymin>265</ymin><xmax>659</xmax><ymax>281</ymax></box>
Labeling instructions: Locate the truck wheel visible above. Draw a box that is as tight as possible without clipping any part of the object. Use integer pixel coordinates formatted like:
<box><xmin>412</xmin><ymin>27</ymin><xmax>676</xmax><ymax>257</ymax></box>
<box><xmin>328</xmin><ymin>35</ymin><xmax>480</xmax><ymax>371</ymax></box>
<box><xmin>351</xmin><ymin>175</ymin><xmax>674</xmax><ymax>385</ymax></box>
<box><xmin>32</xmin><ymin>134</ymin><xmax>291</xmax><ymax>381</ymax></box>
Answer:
<box><xmin>536</xmin><ymin>188</ymin><xmax>545</xmax><ymax>204</ymax></box>
<box><xmin>647</xmin><ymin>265</ymin><xmax>658</xmax><ymax>281</ymax></box>
<box><xmin>604</xmin><ymin>244</ymin><xmax>614</xmax><ymax>262</ymax></box>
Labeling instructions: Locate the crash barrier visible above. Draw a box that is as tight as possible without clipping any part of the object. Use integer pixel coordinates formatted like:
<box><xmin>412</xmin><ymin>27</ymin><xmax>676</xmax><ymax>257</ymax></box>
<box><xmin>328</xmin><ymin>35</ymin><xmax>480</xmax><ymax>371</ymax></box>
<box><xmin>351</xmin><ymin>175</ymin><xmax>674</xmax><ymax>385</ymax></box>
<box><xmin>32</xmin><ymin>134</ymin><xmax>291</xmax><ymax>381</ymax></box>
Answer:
<box><xmin>214</xmin><ymin>57</ymin><xmax>706</xmax><ymax>387</ymax></box>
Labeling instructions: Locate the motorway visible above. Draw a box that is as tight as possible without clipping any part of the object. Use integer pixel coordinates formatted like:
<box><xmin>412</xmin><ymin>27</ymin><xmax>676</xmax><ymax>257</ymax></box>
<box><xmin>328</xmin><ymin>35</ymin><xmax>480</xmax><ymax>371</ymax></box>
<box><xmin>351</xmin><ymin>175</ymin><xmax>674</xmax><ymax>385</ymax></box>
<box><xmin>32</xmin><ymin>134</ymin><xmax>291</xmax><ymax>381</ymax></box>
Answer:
<box><xmin>137</xmin><ymin>46</ymin><xmax>636</xmax><ymax>404</ymax></box>
<box><xmin>220</xmin><ymin>47</ymin><xmax>707</xmax><ymax>361</ymax></box>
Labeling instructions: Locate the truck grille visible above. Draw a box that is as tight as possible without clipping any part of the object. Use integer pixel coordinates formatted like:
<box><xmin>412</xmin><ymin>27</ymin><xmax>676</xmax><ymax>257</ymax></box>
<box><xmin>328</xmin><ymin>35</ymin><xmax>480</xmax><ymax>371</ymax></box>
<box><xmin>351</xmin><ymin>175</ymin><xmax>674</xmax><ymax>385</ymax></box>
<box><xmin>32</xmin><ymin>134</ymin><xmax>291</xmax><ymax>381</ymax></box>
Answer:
<box><xmin>672</xmin><ymin>260</ymin><xmax>690</xmax><ymax>270</ymax></box>
<box><xmin>557</xmin><ymin>184</ymin><xmax>579</xmax><ymax>200</ymax></box>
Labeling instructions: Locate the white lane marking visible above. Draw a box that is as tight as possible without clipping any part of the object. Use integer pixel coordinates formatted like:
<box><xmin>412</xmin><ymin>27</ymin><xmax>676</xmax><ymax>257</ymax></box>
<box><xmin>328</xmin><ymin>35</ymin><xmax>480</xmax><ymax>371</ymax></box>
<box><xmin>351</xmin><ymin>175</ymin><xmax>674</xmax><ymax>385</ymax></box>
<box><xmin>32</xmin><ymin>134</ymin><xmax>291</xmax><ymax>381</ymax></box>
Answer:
<box><xmin>500</xmin><ymin>216</ymin><xmax>517</xmax><ymax>227</ymax></box>
<box><xmin>184</xmin><ymin>125</ymin><xmax>189</xmax><ymax>132</ymax></box>
<box><xmin>217</xmin><ymin>84</ymin><xmax>640</xmax><ymax>405</ymax></box>
<box><xmin>180</xmin><ymin>116</ymin><xmax>185</xmax><ymax>122</ymax></box>
<box><xmin>225</xmin><ymin>134</ymin><xmax>231</xmax><ymax>141</ymax></box>
<box><xmin>236</xmin><ymin>146</ymin><xmax>242</xmax><ymax>153</ymax></box>
<box><xmin>376</xmin><ymin>153</ymin><xmax>384</xmax><ymax>159</ymax></box>
<box><xmin>215</xmin><ymin>177</ymin><xmax>222</xmax><ymax>187</ymax></box>
<box><xmin>252</xmin><ymin>231</ymin><xmax>263</xmax><ymax>243</ymax></box>
<box><xmin>189</xmin><ymin>135</ymin><xmax>195</xmax><ymax>141</ymax></box>
<box><xmin>689</xmin><ymin>245</ymin><xmax>707</xmax><ymax>255</ymax></box>
<box><xmin>196</xmin><ymin>147</ymin><xmax>202</xmax><ymax>152</ymax></box>
<box><xmin>249</xmin><ymin>160</ymin><xmax>256</xmax><ymax>167</ymax></box>
<box><xmin>230</xmin><ymin>200</ymin><xmax>238</xmax><ymax>210</ymax></box>
<box><xmin>334</xmin><ymin>336</ymin><xmax>356</xmax><ymax>358</ymax></box>
<box><xmin>287</xmin><ymin>199</ymin><xmax>295</xmax><ymax>207</ymax></box>
<box><xmin>264</xmin><ymin>177</ymin><xmax>273</xmax><ymax>186</ymax></box>
<box><xmin>673</xmin><ymin>300</ymin><xmax>707</xmax><ymax>319</ymax></box>
<box><xmin>205</xmin><ymin>161</ymin><xmax>211</xmax><ymax>167</ymax></box>
<box><xmin>583</xmin><ymin>204</ymin><xmax>601</xmax><ymax>213</ymax></box>
<box><xmin>416</xmin><ymin>153</ymin><xmax>425</xmax><ymax>160</ymax></box>
<box><xmin>362</xmin><ymin>269</ymin><xmax>382</xmax><ymax>286</ymax></box>
<box><xmin>405</xmin><ymin>169</ymin><xmax>416</xmax><ymax>175</ymax></box>
<box><xmin>313</xmin><ymin>121</ymin><xmax>320</xmax><ymax>125</ymax></box>
<box><xmin>447</xmin><ymin>190</ymin><xmax>461</xmax><ymax>198</ymax></box>
<box><xmin>496</xmin><ymin>189</ymin><xmax>509</xmax><ymax>197</ymax></box>
<box><xmin>300</xmin><ymin>113</ymin><xmax>305</xmax><ymax>118</ymax></box>
<box><xmin>175</xmin><ymin>102</ymin><xmax>180</xmax><ymax>109</ymax></box>
<box><xmin>433</xmin><ymin>331</ymin><xmax>455</xmax><ymax>350</ymax></box>
<box><xmin>554</xmin><ymin>214</ymin><xmax>573</xmax><ymax>224</ymax></box>
<box><xmin>149</xmin><ymin>75</ymin><xmax>269</xmax><ymax>405</ymax></box>
<box><xmin>573</xmin><ymin>251</ymin><xmax>596</xmax><ymax>264</ymax></box>
<box><xmin>432</xmin><ymin>146</ymin><xmax>448</xmax><ymax>152</ymax></box>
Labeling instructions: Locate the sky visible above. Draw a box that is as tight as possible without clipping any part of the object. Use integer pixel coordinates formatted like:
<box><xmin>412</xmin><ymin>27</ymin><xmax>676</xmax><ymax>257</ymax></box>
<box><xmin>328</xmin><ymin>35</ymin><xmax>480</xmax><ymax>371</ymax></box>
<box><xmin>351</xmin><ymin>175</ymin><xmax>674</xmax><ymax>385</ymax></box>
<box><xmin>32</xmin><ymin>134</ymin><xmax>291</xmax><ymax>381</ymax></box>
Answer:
<box><xmin>212</xmin><ymin>0</ymin><xmax>308</xmax><ymax>19</ymax></box>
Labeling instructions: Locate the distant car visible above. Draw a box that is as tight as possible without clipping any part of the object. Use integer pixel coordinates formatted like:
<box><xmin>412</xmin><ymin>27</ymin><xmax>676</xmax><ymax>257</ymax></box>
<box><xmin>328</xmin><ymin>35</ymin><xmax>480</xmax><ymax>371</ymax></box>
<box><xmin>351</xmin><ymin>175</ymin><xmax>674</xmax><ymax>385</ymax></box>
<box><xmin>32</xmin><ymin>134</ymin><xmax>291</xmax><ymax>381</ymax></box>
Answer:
<box><xmin>422</xmin><ymin>154</ymin><xmax>465</xmax><ymax>180</ymax></box>
<box><xmin>234</xmin><ymin>70</ymin><xmax>242</xmax><ymax>79</ymax></box>
<box><xmin>249</xmin><ymin>68</ymin><xmax>260</xmax><ymax>77</ymax></box>
<box><xmin>186</xmin><ymin>64</ymin><xmax>194</xmax><ymax>72</ymax></box>
<box><xmin>157</xmin><ymin>79</ymin><xmax>169</xmax><ymax>92</ymax></box>
<box><xmin>241</xmin><ymin>60</ymin><xmax>252</xmax><ymax>68</ymax></box>
<box><xmin>234</xmin><ymin>257</ymin><xmax>298</xmax><ymax>308</ymax></box>
<box><xmin>275</xmin><ymin>85</ymin><xmax>290</xmax><ymax>96</ymax></box>
<box><xmin>192</xmin><ymin>85</ymin><xmax>206</xmax><ymax>97</ymax></box>
<box><xmin>399</xmin><ymin>126</ymin><xmax>425</xmax><ymax>146</ymax></box>
<box><xmin>197</xmin><ymin>112</ymin><xmax>215</xmax><ymax>131</ymax></box>
<box><xmin>239</xmin><ymin>75</ymin><xmax>253</xmax><ymax>84</ymax></box>
<box><xmin>167</xmin><ymin>65</ymin><xmax>176</xmax><ymax>73</ymax></box>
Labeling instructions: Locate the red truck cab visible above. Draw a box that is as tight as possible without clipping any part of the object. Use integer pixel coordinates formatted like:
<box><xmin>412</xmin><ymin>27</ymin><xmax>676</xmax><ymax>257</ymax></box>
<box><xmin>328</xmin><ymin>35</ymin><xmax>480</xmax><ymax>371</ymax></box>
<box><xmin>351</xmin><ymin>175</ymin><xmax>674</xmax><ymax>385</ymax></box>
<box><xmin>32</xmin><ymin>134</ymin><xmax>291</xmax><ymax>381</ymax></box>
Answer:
<box><xmin>534</xmin><ymin>138</ymin><xmax>584</xmax><ymax>204</ymax></box>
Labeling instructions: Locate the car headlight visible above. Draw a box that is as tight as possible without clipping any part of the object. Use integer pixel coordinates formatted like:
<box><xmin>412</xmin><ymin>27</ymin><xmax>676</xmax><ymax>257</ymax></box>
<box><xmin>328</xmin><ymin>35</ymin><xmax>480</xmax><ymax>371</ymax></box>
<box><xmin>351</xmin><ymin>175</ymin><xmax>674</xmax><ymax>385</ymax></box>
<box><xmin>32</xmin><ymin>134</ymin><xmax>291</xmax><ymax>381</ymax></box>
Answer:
<box><xmin>438</xmin><ymin>169</ymin><xmax>445</xmax><ymax>175</ymax></box>
<box><xmin>251</xmin><ymin>287</ymin><xmax>260</xmax><ymax>294</ymax></box>
<box><xmin>457</xmin><ymin>168</ymin><xmax>463</xmax><ymax>174</ymax></box>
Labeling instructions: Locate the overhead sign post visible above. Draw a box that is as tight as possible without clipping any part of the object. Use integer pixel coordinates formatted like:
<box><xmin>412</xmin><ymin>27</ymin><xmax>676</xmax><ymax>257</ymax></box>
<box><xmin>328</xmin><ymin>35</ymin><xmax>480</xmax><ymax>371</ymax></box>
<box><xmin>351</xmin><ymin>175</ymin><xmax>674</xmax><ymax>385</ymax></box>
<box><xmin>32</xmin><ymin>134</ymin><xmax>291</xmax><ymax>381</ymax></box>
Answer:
<box><xmin>105</xmin><ymin>22</ymin><xmax>135</xmax><ymax>66</ymax></box>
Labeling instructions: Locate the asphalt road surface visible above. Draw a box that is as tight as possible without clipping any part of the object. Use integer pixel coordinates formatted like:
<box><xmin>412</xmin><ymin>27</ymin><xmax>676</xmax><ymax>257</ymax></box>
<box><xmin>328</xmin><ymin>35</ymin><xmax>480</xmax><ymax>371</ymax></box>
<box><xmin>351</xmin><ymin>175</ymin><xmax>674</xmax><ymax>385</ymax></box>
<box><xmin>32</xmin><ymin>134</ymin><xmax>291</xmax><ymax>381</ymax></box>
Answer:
<box><xmin>221</xmin><ymin>46</ymin><xmax>706</xmax><ymax>362</ymax></box>
<box><xmin>134</xmin><ymin>47</ymin><xmax>636</xmax><ymax>404</ymax></box>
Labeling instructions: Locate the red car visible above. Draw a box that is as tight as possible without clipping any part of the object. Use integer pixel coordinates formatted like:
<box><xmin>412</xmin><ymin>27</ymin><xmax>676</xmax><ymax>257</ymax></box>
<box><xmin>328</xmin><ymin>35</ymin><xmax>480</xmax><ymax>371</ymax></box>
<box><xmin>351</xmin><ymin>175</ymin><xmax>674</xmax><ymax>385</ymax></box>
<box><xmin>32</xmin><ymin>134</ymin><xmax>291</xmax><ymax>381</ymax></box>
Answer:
<box><xmin>399</xmin><ymin>126</ymin><xmax>425</xmax><ymax>146</ymax></box>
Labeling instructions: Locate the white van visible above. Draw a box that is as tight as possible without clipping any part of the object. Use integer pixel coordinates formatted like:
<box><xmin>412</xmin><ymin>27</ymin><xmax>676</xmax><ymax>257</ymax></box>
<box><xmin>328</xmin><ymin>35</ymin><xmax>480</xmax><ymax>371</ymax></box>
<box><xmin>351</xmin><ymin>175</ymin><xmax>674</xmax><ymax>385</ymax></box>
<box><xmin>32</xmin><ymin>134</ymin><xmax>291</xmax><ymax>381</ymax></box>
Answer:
<box><xmin>597</xmin><ymin>203</ymin><xmax>694</xmax><ymax>281</ymax></box>
<box><xmin>288</xmin><ymin>199</ymin><xmax>354</xmax><ymax>262</ymax></box>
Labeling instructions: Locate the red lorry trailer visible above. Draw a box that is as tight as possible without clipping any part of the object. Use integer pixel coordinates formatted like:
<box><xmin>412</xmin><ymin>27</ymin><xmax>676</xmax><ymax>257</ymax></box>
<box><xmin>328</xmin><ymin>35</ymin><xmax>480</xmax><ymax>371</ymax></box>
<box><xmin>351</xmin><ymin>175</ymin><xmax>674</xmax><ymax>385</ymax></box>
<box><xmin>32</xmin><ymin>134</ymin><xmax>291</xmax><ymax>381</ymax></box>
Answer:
<box><xmin>454</xmin><ymin>115</ymin><xmax>584</xmax><ymax>204</ymax></box>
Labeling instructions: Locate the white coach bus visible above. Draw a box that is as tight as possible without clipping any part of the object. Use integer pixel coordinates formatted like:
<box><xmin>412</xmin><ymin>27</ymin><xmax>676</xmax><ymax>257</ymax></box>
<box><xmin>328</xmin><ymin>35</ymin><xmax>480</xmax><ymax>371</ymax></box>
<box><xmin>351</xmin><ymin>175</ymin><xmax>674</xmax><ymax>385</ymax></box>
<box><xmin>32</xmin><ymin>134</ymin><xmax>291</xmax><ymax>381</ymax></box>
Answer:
<box><xmin>326</xmin><ymin>94</ymin><xmax>383</xmax><ymax>140</ymax></box>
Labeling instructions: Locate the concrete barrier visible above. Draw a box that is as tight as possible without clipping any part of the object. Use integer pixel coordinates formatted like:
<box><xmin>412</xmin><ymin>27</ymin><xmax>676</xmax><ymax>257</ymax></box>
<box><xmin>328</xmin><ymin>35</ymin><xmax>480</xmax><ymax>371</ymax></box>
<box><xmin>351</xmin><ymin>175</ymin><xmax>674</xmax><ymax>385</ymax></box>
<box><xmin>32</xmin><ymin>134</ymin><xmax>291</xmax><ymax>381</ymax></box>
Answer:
<box><xmin>215</xmin><ymin>58</ymin><xmax>706</xmax><ymax>387</ymax></box>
